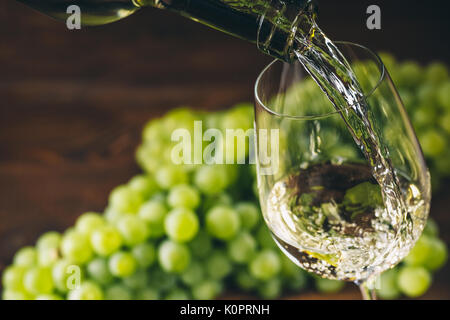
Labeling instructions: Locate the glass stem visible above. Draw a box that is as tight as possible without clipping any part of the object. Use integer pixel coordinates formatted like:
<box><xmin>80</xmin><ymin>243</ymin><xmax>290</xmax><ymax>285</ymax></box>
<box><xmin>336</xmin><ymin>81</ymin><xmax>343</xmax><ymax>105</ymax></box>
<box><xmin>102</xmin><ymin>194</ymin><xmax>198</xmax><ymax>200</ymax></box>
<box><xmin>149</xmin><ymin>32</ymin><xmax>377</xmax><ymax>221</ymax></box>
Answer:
<box><xmin>358</xmin><ymin>276</ymin><xmax>377</xmax><ymax>300</ymax></box>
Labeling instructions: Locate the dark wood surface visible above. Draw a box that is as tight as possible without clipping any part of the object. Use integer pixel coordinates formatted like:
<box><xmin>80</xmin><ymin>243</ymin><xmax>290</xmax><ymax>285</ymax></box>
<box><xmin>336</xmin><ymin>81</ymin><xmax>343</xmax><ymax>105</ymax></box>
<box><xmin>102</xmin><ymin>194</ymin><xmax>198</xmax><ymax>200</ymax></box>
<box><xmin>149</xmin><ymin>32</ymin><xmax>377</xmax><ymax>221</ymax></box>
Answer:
<box><xmin>0</xmin><ymin>0</ymin><xmax>449</xmax><ymax>299</ymax></box>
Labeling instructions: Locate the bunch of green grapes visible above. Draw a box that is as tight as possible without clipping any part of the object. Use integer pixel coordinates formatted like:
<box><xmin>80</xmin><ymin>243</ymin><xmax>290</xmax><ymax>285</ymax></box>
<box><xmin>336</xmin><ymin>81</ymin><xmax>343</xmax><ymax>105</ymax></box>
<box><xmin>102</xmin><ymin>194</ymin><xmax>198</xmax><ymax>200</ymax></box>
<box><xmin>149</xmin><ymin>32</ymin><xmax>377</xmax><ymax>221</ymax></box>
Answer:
<box><xmin>1</xmin><ymin>105</ymin><xmax>310</xmax><ymax>300</ymax></box>
<box><xmin>379</xmin><ymin>53</ymin><xmax>450</xmax><ymax>190</ymax></box>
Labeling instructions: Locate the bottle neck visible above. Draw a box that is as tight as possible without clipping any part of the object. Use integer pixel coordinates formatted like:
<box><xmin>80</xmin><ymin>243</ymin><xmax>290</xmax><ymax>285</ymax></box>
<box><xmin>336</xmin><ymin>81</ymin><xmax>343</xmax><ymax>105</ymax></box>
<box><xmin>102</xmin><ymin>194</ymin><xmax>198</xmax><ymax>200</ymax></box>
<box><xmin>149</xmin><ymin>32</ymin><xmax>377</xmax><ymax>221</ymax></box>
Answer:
<box><xmin>139</xmin><ymin>0</ymin><xmax>316</xmax><ymax>62</ymax></box>
<box><xmin>257</xmin><ymin>0</ymin><xmax>317</xmax><ymax>62</ymax></box>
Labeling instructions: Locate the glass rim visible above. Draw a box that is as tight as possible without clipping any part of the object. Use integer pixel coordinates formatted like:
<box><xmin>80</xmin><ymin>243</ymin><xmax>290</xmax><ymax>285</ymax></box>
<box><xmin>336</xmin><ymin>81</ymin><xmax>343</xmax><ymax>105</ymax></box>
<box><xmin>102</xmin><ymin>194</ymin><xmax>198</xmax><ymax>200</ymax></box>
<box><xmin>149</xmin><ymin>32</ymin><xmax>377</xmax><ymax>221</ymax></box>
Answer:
<box><xmin>254</xmin><ymin>41</ymin><xmax>386</xmax><ymax>120</ymax></box>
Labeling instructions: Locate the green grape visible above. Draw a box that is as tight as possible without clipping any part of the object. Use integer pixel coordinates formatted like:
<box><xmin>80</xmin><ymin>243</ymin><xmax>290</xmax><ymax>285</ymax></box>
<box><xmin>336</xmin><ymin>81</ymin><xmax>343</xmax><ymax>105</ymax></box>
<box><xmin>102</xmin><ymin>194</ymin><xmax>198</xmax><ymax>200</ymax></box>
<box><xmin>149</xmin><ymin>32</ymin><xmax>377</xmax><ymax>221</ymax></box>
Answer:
<box><xmin>189</xmin><ymin>231</ymin><xmax>213</xmax><ymax>258</ymax></box>
<box><xmin>87</xmin><ymin>258</ymin><xmax>114</xmax><ymax>285</ymax></box>
<box><xmin>235</xmin><ymin>202</ymin><xmax>260</xmax><ymax>230</ymax></box>
<box><xmin>13</xmin><ymin>246</ymin><xmax>37</xmax><ymax>267</ymax></box>
<box><xmin>128</xmin><ymin>174</ymin><xmax>159</xmax><ymax>200</ymax></box>
<box><xmin>439</xmin><ymin>112</ymin><xmax>450</xmax><ymax>134</ymax></box>
<box><xmin>105</xmin><ymin>284</ymin><xmax>132</xmax><ymax>300</ymax></box>
<box><xmin>206</xmin><ymin>206</ymin><xmax>240</xmax><ymax>240</ymax></box>
<box><xmin>416</xmin><ymin>84</ymin><xmax>437</xmax><ymax>104</ymax></box>
<box><xmin>138</xmin><ymin>199</ymin><xmax>168</xmax><ymax>238</ymax></box>
<box><xmin>192</xmin><ymin>280</ymin><xmax>222</xmax><ymax>300</ymax></box>
<box><xmin>132</xmin><ymin>243</ymin><xmax>156</xmax><ymax>268</ymax></box>
<box><xmin>231</xmin><ymin>102</ymin><xmax>253</xmax><ymax>117</ymax></box>
<box><xmin>206</xmin><ymin>252</ymin><xmax>232</xmax><ymax>280</ymax></box>
<box><xmin>286</xmin><ymin>271</ymin><xmax>309</xmax><ymax>291</ymax></box>
<box><xmin>90</xmin><ymin>225</ymin><xmax>123</xmax><ymax>256</ymax></box>
<box><xmin>52</xmin><ymin>259</ymin><xmax>81</xmax><ymax>292</ymax></box>
<box><xmin>412</xmin><ymin>106</ymin><xmax>437</xmax><ymax>128</ymax></box>
<box><xmin>423</xmin><ymin>237</ymin><xmax>447</xmax><ymax>271</ymax></box>
<box><xmin>109</xmin><ymin>185</ymin><xmax>144</xmax><ymax>214</ymax></box>
<box><xmin>258</xmin><ymin>277</ymin><xmax>282</xmax><ymax>299</ymax></box>
<box><xmin>155</xmin><ymin>165</ymin><xmax>188</xmax><ymax>189</ymax></box>
<box><xmin>136</xmin><ymin>288</ymin><xmax>160</xmax><ymax>300</ymax></box>
<box><xmin>123</xmin><ymin>269</ymin><xmax>148</xmax><ymax>289</ymax></box>
<box><xmin>2</xmin><ymin>290</ymin><xmax>33</xmax><ymax>300</ymax></box>
<box><xmin>235</xmin><ymin>270</ymin><xmax>258</xmax><ymax>290</ymax></box>
<box><xmin>37</xmin><ymin>247</ymin><xmax>60</xmax><ymax>267</ymax></box>
<box><xmin>136</xmin><ymin>143</ymin><xmax>162</xmax><ymax>173</ymax></box>
<box><xmin>75</xmin><ymin>212</ymin><xmax>105</xmax><ymax>236</ymax></box>
<box><xmin>158</xmin><ymin>240</ymin><xmax>190</xmax><ymax>273</ymax></box>
<box><xmin>418</xmin><ymin>129</ymin><xmax>446</xmax><ymax>157</ymax></box>
<box><xmin>256</xmin><ymin>225</ymin><xmax>277</xmax><ymax>249</ymax></box>
<box><xmin>396</xmin><ymin>61</ymin><xmax>422</xmax><ymax>88</ymax></box>
<box><xmin>136</xmin><ymin>288</ymin><xmax>159</xmax><ymax>300</ymax></box>
<box><xmin>376</xmin><ymin>268</ymin><xmax>400</xmax><ymax>300</ymax></box>
<box><xmin>36</xmin><ymin>231</ymin><xmax>61</xmax><ymax>250</ymax></box>
<box><xmin>23</xmin><ymin>266</ymin><xmax>54</xmax><ymax>295</ymax></box>
<box><xmin>397</xmin><ymin>266</ymin><xmax>431</xmax><ymax>298</ymax></box>
<box><xmin>116</xmin><ymin>215</ymin><xmax>150</xmax><ymax>246</ymax></box>
<box><xmin>314</xmin><ymin>277</ymin><xmax>345</xmax><ymax>294</ymax></box>
<box><xmin>61</xmin><ymin>231</ymin><xmax>93</xmax><ymax>265</ymax></box>
<box><xmin>164</xmin><ymin>207</ymin><xmax>199</xmax><ymax>243</ymax></box>
<box><xmin>423</xmin><ymin>218</ymin><xmax>439</xmax><ymax>237</ymax></box>
<box><xmin>425</xmin><ymin>62</ymin><xmax>448</xmax><ymax>84</ymax></box>
<box><xmin>249</xmin><ymin>250</ymin><xmax>281</xmax><ymax>280</ymax></box>
<box><xmin>36</xmin><ymin>293</ymin><xmax>63</xmax><ymax>300</ymax></box>
<box><xmin>343</xmin><ymin>181</ymin><xmax>383</xmax><ymax>208</ymax></box>
<box><xmin>222</xmin><ymin>106</ymin><xmax>253</xmax><ymax>131</ymax></box>
<box><xmin>163</xmin><ymin>107</ymin><xmax>198</xmax><ymax>132</ymax></box>
<box><xmin>2</xmin><ymin>265</ymin><xmax>27</xmax><ymax>291</ymax></box>
<box><xmin>437</xmin><ymin>81</ymin><xmax>450</xmax><ymax>109</ymax></box>
<box><xmin>142</xmin><ymin>118</ymin><xmax>168</xmax><ymax>143</ymax></box>
<box><xmin>180</xmin><ymin>261</ymin><xmax>204</xmax><ymax>286</ymax></box>
<box><xmin>194</xmin><ymin>165</ymin><xmax>229</xmax><ymax>195</ymax></box>
<box><xmin>147</xmin><ymin>267</ymin><xmax>177</xmax><ymax>290</ymax></box>
<box><xmin>404</xmin><ymin>235</ymin><xmax>434</xmax><ymax>266</ymax></box>
<box><xmin>104</xmin><ymin>207</ymin><xmax>127</xmax><ymax>224</ymax></box>
<box><xmin>227</xmin><ymin>232</ymin><xmax>256</xmax><ymax>263</ymax></box>
<box><xmin>165</xmin><ymin>288</ymin><xmax>190</xmax><ymax>300</ymax></box>
<box><xmin>108</xmin><ymin>251</ymin><xmax>137</xmax><ymax>277</ymax></box>
<box><xmin>202</xmin><ymin>193</ymin><xmax>232</xmax><ymax>214</ymax></box>
<box><xmin>68</xmin><ymin>281</ymin><xmax>104</xmax><ymax>300</ymax></box>
<box><xmin>167</xmin><ymin>184</ymin><xmax>200</xmax><ymax>209</ymax></box>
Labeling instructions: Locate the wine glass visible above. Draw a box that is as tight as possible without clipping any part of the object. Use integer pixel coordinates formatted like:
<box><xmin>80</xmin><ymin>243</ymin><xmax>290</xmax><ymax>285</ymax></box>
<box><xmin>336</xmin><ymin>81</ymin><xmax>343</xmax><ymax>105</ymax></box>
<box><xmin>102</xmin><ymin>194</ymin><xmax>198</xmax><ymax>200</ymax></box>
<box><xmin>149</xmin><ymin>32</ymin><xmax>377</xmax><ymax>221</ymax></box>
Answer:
<box><xmin>253</xmin><ymin>41</ymin><xmax>431</xmax><ymax>299</ymax></box>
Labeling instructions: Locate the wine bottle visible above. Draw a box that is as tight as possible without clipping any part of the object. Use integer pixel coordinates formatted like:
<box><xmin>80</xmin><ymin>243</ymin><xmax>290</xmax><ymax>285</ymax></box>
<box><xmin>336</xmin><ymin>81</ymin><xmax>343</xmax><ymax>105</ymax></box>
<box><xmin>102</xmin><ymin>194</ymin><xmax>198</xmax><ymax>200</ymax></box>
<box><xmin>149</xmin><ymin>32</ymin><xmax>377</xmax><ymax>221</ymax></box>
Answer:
<box><xmin>17</xmin><ymin>0</ymin><xmax>316</xmax><ymax>62</ymax></box>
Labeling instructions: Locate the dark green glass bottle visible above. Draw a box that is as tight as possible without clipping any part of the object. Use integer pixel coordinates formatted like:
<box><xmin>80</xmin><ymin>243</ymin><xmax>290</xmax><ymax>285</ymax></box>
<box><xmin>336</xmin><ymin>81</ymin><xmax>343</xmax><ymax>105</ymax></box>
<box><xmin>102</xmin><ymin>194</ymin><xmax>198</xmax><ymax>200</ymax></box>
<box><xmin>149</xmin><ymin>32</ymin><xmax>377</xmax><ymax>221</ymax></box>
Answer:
<box><xmin>17</xmin><ymin>0</ymin><xmax>316</xmax><ymax>62</ymax></box>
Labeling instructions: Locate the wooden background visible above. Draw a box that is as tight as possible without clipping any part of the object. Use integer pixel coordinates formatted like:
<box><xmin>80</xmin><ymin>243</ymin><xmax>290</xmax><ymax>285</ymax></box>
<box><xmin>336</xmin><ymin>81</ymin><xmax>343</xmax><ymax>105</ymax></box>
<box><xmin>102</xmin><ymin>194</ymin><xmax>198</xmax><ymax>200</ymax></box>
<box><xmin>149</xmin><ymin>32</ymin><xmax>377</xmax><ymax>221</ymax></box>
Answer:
<box><xmin>0</xmin><ymin>0</ymin><xmax>449</xmax><ymax>299</ymax></box>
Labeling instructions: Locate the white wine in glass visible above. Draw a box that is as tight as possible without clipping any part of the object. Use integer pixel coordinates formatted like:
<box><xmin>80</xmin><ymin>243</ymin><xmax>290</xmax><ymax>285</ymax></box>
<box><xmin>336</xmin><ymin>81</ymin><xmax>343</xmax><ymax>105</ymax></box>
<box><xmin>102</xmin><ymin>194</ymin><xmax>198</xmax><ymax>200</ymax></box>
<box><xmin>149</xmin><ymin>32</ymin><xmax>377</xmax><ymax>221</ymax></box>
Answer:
<box><xmin>254</xmin><ymin>42</ymin><xmax>431</xmax><ymax>299</ymax></box>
